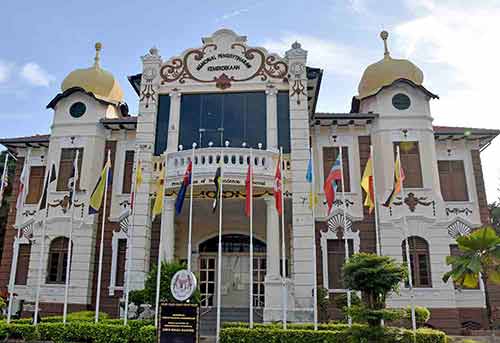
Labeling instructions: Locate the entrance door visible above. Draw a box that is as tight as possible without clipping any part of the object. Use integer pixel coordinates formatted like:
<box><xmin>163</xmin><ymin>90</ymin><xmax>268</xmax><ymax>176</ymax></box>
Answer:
<box><xmin>199</xmin><ymin>256</ymin><xmax>216</xmax><ymax>307</ymax></box>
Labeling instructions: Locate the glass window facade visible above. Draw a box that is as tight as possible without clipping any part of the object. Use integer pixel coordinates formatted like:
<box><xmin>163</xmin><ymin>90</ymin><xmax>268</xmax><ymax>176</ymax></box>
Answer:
<box><xmin>154</xmin><ymin>95</ymin><xmax>171</xmax><ymax>155</ymax></box>
<box><xmin>178</xmin><ymin>92</ymin><xmax>267</xmax><ymax>149</ymax></box>
<box><xmin>277</xmin><ymin>92</ymin><xmax>291</xmax><ymax>153</ymax></box>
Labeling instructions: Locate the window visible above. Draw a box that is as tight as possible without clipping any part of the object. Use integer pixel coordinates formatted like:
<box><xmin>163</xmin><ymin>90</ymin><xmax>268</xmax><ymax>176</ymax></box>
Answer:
<box><xmin>392</xmin><ymin>93</ymin><xmax>411</xmax><ymax>110</ymax></box>
<box><xmin>154</xmin><ymin>95</ymin><xmax>171</xmax><ymax>155</ymax></box>
<box><xmin>115</xmin><ymin>239</ymin><xmax>127</xmax><ymax>287</ymax></box>
<box><xmin>277</xmin><ymin>92</ymin><xmax>291</xmax><ymax>153</ymax></box>
<box><xmin>394</xmin><ymin>142</ymin><xmax>423</xmax><ymax>188</ymax></box>
<box><xmin>178</xmin><ymin>92</ymin><xmax>267</xmax><ymax>150</ymax></box>
<box><xmin>57</xmin><ymin>148</ymin><xmax>83</xmax><ymax>191</ymax></box>
<box><xmin>15</xmin><ymin>243</ymin><xmax>31</xmax><ymax>285</ymax></box>
<box><xmin>69</xmin><ymin>102</ymin><xmax>86</xmax><ymax>118</ymax></box>
<box><xmin>122</xmin><ymin>151</ymin><xmax>135</xmax><ymax>194</ymax></box>
<box><xmin>438</xmin><ymin>160</ymin><xmax>469</xmax><ymax>201</ymax></box>
<box><xmin>327</xmin><ymin>239</ymin><xmax>353</xmax><ymax>289</ymax></box>
<box><xmin>47</xmin><ymin>237</ymin><xmax>70</xmax><ymax>284</ymax></box>
<box><xmin>449</xmin><ymin>244</ymin><xmax>479</xmax><ymax>289</ymax></box>
<box><xmin>25</xmin><ymin>166</ymin><xmax>45</xmax><ymax>204</ymax></box>
<box><xmin>323</xmin><ymin>147</ymin><xmax>350</xmax><ymax>192</ymax></box>
<box><xmin>402</xmin><ymin>236</ymin><xmax>432</xmax><ymax>288</ymax></box>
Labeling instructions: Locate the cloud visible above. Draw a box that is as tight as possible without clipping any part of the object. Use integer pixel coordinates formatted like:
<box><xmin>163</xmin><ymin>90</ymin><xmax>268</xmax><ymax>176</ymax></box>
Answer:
<box><xmin>263</xmin><ymin>33</ymin><xmax>370</xmax><ymax>77</ymax></box>
<box><xmin>0</xmin><ymin>61</ymin><xmax>14</xmax><ymax>83</ymax></box>
<box><xmin>20</xmin><ymin>62</ymin><xmax>54</xmax><ymax>87</ymax></box>
<box><xmin>347</xmin><ymin>0</ymin><xmax>367</xmax><ymax>14</ymax></box>
<box><xmin>393</xmin><ymin>0</ymin><xmax>500</xmax><ymax>201</ymax></box>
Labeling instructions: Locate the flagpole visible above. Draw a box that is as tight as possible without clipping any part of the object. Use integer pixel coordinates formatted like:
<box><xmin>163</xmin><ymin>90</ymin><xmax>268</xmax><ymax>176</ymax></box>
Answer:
<box><xmin>63</xmin><ymin>150</ymin><xmax>79</xmax><ymax>323</ymax></box>
<box><xmin>370</xmin><ymin>145</ymin><xmax>382</xmax><ymax>256</ymax></box>
<box><xmin>310</xmin><ymin>147</ymin><xmax>318</xmax><ymax>330</ymax></box>
<box><xmin>124</xmin><ymin>152</ymin><xmax>139</xmax><ymax>325</ymax></box>
<box><xmin>280</xmin><ymin>147</ymin><xmax>287</xmax><ymax>330</ymax></box>
<box><xmin>154</xmin><ymin>151</ymin><xmax>168</xmax><ymax>328</ymax></box>
<box><xmin>0</xmin><ymin>153</ymin><xmax>9</xmax><ymax>205</ymax></box>
<box><xmin>397</xmin><ymin>145</ymin><xmax>416</xmax><ymax>332</ymax></box>
<box><xmin>215</xmin><ymin>147</ymin><xmax>224</xmax><ymax>343</ymax></box>
<box><xmin>3</xmin><ymin>151</ymin><xmax>16</xmax><ymax>324</ymax></box>
<box><xmin>95</xmin><ymin>149</ymin><xmax>111</xmax><ymax>323</ymax></box>
<box><xmin>249</xmin><ymin>147</ymin><xmax>254</xmax><ymax>328</ymax></box>
<box><xmin>187</xmin><ymin>143</ymin><xmax>196</xmax><ymax>271</ymax></box>
<box><xmin>33</xmin><ymin>150</ymin><xmax>51</xmax><ymax>326</ymax></box>
<box><xmin>339</xmin><ymin>147</ymin><xmax>352</xmax><ymax>326</ymax></box>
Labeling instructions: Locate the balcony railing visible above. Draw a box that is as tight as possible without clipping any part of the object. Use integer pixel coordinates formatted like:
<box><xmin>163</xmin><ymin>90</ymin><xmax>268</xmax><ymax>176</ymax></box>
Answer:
<box><xmin>153</xmin><ymin>147</ymin><xmax>286</xmax><ymax>189</ymax></box>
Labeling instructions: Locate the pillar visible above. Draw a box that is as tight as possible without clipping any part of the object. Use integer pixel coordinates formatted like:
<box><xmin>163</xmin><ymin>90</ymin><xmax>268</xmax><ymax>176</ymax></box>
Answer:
<box><xmin>266</xmin><ymin>85</ymin><xmax>278</xmax><ymax>150</ymax></box>
<box><xmin>161</xmin><ymin>197</ymin><xmax>176</xmax><ymax>261</ymax></box>
<box><xmin>166</xmin><ymin>90</ymin><xmax>182</xmax><ymax>153</ymax></box>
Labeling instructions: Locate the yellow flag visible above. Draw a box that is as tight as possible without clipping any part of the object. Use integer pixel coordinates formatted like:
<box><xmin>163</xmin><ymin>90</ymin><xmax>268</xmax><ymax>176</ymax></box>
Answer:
<box><xmin>309</xmin><ymin>192</ymin><xmax>319</xmax><ymax>209</ymax></box>
<box><xmin>135</xmin><ymin>160</ymin><xmax>143</xmax><ymax>189</ymax></box>
<box><xmin>152</xmin><ymin>167</ymin><xmax>165</xmax><ymax>219</ymax></box>
<box><xmin>360</xmin><ymin>155</ymin><xmax>375</xmax><ymax>213</ymax></box>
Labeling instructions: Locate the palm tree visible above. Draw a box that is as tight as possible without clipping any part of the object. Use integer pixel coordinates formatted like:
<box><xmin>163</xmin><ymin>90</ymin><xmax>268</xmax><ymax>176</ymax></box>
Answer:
<box><xmin>443</xmin><ymin>227</ymin><xmax>500</xmax><ymax>336</ymax></box>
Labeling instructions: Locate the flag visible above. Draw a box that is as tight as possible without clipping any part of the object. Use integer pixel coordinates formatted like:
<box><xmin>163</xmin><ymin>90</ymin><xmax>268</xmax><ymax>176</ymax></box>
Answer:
<box><xmin>0</xmin><ymin>155</ymin><xmax>9</xmax><ymax>205</ymax></box>
<box><xmin>39</xmin><ymin>163</ymin><xmax>57</xmax><ymax>210</ymax></box>
<box><xmin>88</xmin><ymin>158</ymin><xmax>111</xmax><ymax>214</ymax></box>
<box><xmin>16</xmin><ymin>158</ymin><xmax>30</xmax><ymax>211</ymax></box>
<box><xmin>175</xmin><ymin>161</ymin><xmax>192</xmax><ymax>215</ymax></box>
<box><xmin>212</xmin><ymin>165</ymin><xmax>221</xmax><ymax>213</ymax></box>
<box><xmin>67</xmin><ymin>152</ymin><xmax>79</xmax><ymax>208</ymax></box>
<box><xmin>360</xmin><ymin>154</ymin><xmax>375</xmax><ymax>213</ymax></box>
<box><xmin>152</xmin><ymin>167</ymin><xmax>165</xmax><ymax>219</ymax></box>
<box><xmin>383</xmin><ymin>153</ymin><xmax>406</xmax><ymax>207</ymax></box>
<box><xmin>245</xmin><ymin>162</ymin><xmax>252</xmax><ymax>217</ymax></box>
<box><xmin>323</xmin><ymin>154</ymin><xmax>342</xmax><ymax>214</ymax></box>
<box><xmin>130</xmin><ymin>160</ymin><xmax>143</xmax><ymax>210</ymax></box>
<box><xmin>274</xmin><ymin>157</ymin><xmax>282</xmax><ymax>215</ymax></box>
<box><xmin>306</xmin><ymin>158</ymin><xmax>318</xmax><ymax>209</ymax></box>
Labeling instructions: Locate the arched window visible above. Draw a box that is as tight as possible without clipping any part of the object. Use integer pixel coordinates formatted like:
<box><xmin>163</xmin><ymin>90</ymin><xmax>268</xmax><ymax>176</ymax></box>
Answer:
<box><xmin>402</xmin><ymin>236</ymin><xmax>432</xmax><ymax>288</ymax></box>
<box><xmin>47</xmin><ymin>237</ymin><xmax>70</xmax><ymax>284</ymax></box>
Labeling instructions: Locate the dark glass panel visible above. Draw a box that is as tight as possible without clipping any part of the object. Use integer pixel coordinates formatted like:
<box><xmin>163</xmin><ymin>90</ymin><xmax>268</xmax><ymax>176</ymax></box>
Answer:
<box><xmin>154</xmin><ymin>95</ymin><xmax>171</xmax><ymax>155</ymax></box>
<box><xmin>277</xmin><ymin>92</ymin><xmax>291</xmax><ymax>153</ymax></box>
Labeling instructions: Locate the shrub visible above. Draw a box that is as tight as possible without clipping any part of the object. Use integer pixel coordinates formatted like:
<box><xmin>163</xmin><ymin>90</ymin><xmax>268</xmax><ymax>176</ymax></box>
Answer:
<box><xmin>4</xmin><ymin>323</ymin><xmax>40</xmax><ymax>341</ymax></box>
<box><xmin>407</xmin><ymin>306</ymin><xmax>431</xmax><ymax>325</ymax></box>
<box><xmin>137</xmin><ymin>325</ymin><xmax>156</xmax><ymax>343</ymax></box>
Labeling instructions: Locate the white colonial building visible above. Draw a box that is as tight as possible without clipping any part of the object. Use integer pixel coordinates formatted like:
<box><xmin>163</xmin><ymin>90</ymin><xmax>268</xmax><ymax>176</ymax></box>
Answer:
<box><xmin>0</xmin><ymin>29</ymin><xmax>498</xmax><ymax>334</ymax></box>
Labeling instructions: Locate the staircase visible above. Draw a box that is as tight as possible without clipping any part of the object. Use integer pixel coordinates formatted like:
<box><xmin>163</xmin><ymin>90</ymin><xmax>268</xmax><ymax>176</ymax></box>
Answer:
<box><xmin>200</xmin><ymin>307</ymin><xmax>263</xmax><ymax>337</ymax></box>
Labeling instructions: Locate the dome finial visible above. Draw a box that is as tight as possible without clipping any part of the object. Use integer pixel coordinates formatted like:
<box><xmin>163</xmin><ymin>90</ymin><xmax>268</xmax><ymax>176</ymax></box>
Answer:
<box><xmin>380</xmin><ymin>31</ymin><xmax>390</xmax><ymax>57</ymax></box>
<box><xmin>94</xmin><ymin>42</ymin><xmax>102</xmax><ymax>67</ymax></box>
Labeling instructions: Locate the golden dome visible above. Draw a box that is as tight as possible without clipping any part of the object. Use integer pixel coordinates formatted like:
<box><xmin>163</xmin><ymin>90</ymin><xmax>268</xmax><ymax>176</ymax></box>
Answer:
<box><xmin>357</xmin><ymin>31</ymin><xmax>424</xmax><ymax>99</ymax></box>
<box><xmin>61</xmin><ymin>42</ymin><xmax>124</xmax><ymax>103</ymax></box>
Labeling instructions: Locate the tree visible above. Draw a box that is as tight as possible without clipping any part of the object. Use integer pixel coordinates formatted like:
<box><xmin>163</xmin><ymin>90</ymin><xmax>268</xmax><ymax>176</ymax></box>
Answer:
<box><xmin>443</xmin><ymin>227</ymin><xmax>500</xmax><ymax>336</ymax></box>
<box><xmin>343</xmin><ymin>253</ymin><xmax>407</xmax><ymax>326</ymax></box>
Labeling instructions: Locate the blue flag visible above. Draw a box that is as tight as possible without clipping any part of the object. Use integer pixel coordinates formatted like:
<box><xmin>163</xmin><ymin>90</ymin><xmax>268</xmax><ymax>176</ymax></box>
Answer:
<box><xmin>175</xmin><ymin>161</ymin><xmax>192</xmax><ymax>215</ymax></box>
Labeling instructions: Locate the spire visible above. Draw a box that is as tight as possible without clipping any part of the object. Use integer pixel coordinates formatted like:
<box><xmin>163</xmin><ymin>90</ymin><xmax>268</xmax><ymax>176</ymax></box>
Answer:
<box><xmin>380</xmin><ymin>31</ymin><xmax>390</xmax><ymax>58</ymax></box>
<box><xmin>94</xmin><ymin>42</ymin><xmax>102</xmax><ymax>67</ymax></box>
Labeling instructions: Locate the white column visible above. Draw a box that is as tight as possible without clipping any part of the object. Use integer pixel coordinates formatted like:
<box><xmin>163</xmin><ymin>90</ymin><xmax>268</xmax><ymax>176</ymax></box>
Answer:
<box><xmin>265</xmin><ymin>197</ymin><xmax>280</xmax><ymax>279</ymax></box>
<box><xmin>266</xmin><ymin>86</ymin><xmax>278</xmax><ymax>150</ymax></box>
<box><xmin>161</xmin><ymin>197</ymin><xmax>176</xmax><ymax>261</ymax></box>
<box><xmin>166</xmin><ymin>91</ymin><xmax>182</xmax><ymax>153</ymax></box>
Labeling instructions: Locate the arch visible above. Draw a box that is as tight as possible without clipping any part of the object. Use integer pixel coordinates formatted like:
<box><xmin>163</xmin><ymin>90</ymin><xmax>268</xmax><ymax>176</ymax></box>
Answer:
<box><xmin>47</xmin><ymin>237</ymin><xmax>71</xmax><ymax>284</ymax></box>
<box><xmin>402</xmin><ymin>236</ymin><xmax>432</xmax><ymax>288</ymax></box>
<box><xmin>199</xmin><ymin>234</ymin><xmax>266</xmax><ymax>253</ymax></box>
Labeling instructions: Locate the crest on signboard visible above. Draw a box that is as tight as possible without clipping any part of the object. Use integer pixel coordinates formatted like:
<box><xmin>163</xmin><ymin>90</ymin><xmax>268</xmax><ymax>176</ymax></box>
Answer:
<box><xmin>171</xmin><ymin>269</ymin><xmax>197</xmax><ymax>302</ymax></box>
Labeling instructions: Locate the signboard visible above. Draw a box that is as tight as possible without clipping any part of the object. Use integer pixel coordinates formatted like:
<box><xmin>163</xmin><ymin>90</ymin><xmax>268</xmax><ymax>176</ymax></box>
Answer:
<box><xmin>158</xmin><ymin>303</ymin><xmax>199</xmax><ymax>343</ymax></box>
<box><xmin>171</xmin><ymin>269</ymin><xmax>197</xmax><ymax>302</ymax></box>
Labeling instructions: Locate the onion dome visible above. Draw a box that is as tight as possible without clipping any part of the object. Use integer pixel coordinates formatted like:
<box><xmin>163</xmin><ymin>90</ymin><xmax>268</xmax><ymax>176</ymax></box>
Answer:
<box><xmin>357</xmin><ymin>31</ymin><xmax>424</xmax><ymax>99</ymax></box>
<box><xmin>61</xmin><ymin>42</ymin><xmax>124</xmax><ymax>103</ymax></box>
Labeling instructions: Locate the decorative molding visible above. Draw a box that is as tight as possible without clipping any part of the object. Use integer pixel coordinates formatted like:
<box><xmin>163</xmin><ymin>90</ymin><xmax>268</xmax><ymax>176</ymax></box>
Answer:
<box><xmin>119</xmin><ymin>200</ymin><xmax>131</xmax><ymax>209</ymax></box>
<box><xmin>445</xmin><ymin>207</ymin><xmax>472</xmax><ymax>216</ymax></box>
<box><xmin>22</xmin><ymin>209</ymin><xmax>37</xmax><ymax>217</ymax></box>
<box><xmin>447</xmin><ymin>220</ymin><xmax>471</xmax><ymax>238</ymax></box>
<box><xmin>322</xmin><ymin>198</ymin><xmax>354</xmax><ymax>208</ymax></box>
<box><xmin>140</xmin><ymin>67</ymin><xmax>157</xmax><ymax>108</ymax></box>
<box><xmin>388</xmin><ymin>193</ymin><xmax>435</xmax><ymax>216</ymax></box>
<box><xmin>326</xmin><ymin>213</ymin><xmax>354</xmax><ymax>236</ymax></box>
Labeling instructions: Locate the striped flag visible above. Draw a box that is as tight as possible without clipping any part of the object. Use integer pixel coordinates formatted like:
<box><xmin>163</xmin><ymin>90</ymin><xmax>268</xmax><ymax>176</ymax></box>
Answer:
<box><xmin>175</xmin><ymin>161</ymin><xmax>192</xmax><ymax>215</ymax></box>
<box><xmin>360</xmin><ymin>153</ymin><xmax>375</xmax><ymax>213</ymax></box>
<box><xmin>323</xmin><ymin>154</ymin><xmax>342</xmax><ymax>214</ymax></box>
<box><xmin>383</xmin><ymin>151</ymin><xmax>405</xmax><ymax>207</ymax></box>
<box><xmin>273</xmin><ymin>157</ymin><xmax>282</xmax><ymax>215</ymax></box>
<box><xmin>88</xmin><ymin>156</ymin><xmax>111</xmax><ymax>215</ymax></box>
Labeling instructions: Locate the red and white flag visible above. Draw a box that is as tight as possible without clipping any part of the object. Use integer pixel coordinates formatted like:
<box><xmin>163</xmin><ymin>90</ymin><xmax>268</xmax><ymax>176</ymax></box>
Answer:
<box><xmin>16</xmin><ymin>158</ymin><xmax>30</xmax><ymax>211</ymax></box>
<box><xmin>245</xmin><ymin>162</ymin><xmax>252</xmax><ymax>217</ymax></box>
<box><xmin>0</xmin><ymin>154</ymin><xmax>9</xmax><ymax>205</ymax></box>
<box><xmin>274</xmin><ymin>157</ymin><xmax>282</xmax><ymax>215</ymax></box>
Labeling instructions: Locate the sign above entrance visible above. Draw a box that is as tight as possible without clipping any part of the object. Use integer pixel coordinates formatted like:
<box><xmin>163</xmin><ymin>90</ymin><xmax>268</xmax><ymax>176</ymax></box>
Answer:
<box><xmin>160</xmin><ymin>29</ymin><xmax>288</xmax><ymax>89</ymax></box>
<box><xmin>171</xmin><ymin>269</ymin><xmax>197</xmax><ymax>302</ymax></box>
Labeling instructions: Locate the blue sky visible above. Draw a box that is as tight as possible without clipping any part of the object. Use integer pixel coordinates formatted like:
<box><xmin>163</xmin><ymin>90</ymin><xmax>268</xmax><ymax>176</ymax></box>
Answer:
<box><xmin>1</xmin><ymin>0</ymin><xmax>499</xmax><ymax>201</ymax></box>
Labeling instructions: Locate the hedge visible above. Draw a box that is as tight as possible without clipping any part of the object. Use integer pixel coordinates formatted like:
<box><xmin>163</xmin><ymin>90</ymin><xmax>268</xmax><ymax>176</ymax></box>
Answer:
<box><xmin>219</xmin><ymin>326</ymin><xmax>447</xmax><ymax>343</ymax></box>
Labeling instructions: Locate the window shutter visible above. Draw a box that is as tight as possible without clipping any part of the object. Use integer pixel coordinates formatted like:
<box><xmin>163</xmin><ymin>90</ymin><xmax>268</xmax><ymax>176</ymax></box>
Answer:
<box><xmin>122</xmin><ymin>151</ymin><xmax>135</xmax><ymax>194</ymax></box>
<box><xmin>322</xmin><ymin>147</ymin><xmax>350</xmax><ymax>192</ymax></box>
<box><xmin>15</xmin><ymin>243</ymin><xmax>31</xmax><ymax>285</ymax></box>
<box><xmin>26</xmin><ymin>166</ymin><xmax>45</xmax><ymax>204</ymax></box>
<box><xmin>57</xmin><ymin>148</ymin><xmax>84</xmax><ymax>191</ymax></box>
<box><xmin>327</xmin><ymin>239</ymin><xmax>353</xmax><ymax>289</ymax></box>
<box><xmin>116</xmin><ymin>239</ymin><xmax>127</xmax><ymax>286</ymax></box>
<box><xmin>438</xmin><ymin>160</ymin><xmax>468</xmax><ymax>201</ymax></box>
<box><xmin>402</xmin><ymin>236</ymin><xmax>432</xmax><ymax>288</ymax></box>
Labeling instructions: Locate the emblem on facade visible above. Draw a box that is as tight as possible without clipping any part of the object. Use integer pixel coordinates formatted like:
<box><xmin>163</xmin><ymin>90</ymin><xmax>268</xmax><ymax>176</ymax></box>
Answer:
<box><xmin>171</xmin><ymin>269</ymin><xmax>197</xmax><ymax>302</ymax></box>
<box><xmin>159</xmin><ymin>29</ymin><xmax>288</xmax><ymax>89</ymax></box>
<box><xmin>447</xmin><ymin>221</ymin><xmax>471</xmax><ymax>239</ymax></box>
<box><xmin>140</xmin><ymin>67</ymin><xmax>157</xmax><ymax>108</ymax></box>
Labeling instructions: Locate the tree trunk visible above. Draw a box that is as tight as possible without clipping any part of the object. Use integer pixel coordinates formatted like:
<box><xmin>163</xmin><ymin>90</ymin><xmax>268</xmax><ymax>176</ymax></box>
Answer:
<box><xmin>481</xmin><ymin>273</ymin><xmax>496</xmax><ymax>342</ymax></box>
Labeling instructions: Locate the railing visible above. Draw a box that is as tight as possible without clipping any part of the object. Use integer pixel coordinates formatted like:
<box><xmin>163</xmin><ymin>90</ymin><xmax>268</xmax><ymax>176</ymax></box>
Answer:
<box><xmin>153</xmin><ymin>147</ymin><xmax>288</xmax><ymax>188</ymax></box>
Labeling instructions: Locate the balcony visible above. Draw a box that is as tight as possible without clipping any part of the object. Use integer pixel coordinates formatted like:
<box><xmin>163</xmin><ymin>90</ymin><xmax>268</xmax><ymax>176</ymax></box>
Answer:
<box><xmin>153</xmin><ymin>147</ymin><xmax>287</xmax><ymax>190</ymax></box>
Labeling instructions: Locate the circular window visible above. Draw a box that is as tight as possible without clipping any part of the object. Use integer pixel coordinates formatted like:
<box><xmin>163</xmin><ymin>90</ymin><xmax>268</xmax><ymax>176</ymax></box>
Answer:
<box><xmin>392</xmin><ymin>93</ymin><xmax>411</xmax><ymax>110</ymax></box>
<box><xmin>69</xmin><ymin>102</ymin><xmax>86</xmax><ymax>118</ymax></box>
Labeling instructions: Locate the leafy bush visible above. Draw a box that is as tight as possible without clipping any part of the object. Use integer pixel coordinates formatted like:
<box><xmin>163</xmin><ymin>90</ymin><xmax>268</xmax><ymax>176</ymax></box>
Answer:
<box><xmin>12</xmin><ymin>310</ymin><xmax>109</xmax><ymax>324</ymax></box>
<box><xmin>408</xmin><ymin>306</ymin><xmax>431</xmax><ymax>325</ymax></box>
<box><xmin>4</xmin><ymin>323</ymin><xmax>40</xmax><ymax>341</ymax></box>
<box><xmin>220</xmin><ymin>326</ymin><xmax>447</xmax><ymax>343</ymax></box>
<box><xmin>137</xmin><ymin>325</ymin><xmax>156</xmax><ymax>343</ymax></box>
<box><xmin>347</xmin><ymin>304</ymin><xmax>404</xmax><ymax>324</ymax></box>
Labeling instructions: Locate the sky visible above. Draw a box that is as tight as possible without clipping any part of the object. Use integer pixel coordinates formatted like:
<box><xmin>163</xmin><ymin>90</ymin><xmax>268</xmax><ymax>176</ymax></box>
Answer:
<box><xmin>0</xmin><ymin>0</ymin><xmax>499</xmax><ymax>202</ymax></box>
